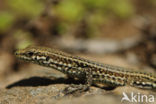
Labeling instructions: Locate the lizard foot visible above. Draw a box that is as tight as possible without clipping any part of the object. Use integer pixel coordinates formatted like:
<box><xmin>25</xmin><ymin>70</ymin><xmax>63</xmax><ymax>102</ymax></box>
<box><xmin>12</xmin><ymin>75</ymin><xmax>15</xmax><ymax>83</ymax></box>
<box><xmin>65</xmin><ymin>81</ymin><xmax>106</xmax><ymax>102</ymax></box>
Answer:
<box><xmin>63</xmin><ymin>84</ymin><xmax>89</xmax><ymax>95</ymax></box>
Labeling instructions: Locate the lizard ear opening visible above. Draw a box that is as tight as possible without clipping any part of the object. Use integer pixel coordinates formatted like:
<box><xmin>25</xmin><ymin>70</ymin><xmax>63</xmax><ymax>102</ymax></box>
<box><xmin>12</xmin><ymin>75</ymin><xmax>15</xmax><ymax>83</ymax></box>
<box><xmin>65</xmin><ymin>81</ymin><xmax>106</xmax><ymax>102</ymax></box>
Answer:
<box><xmin>46</xmin><ymin>56</ymin><xmax>50</xmax><ymax>61</ymax></box>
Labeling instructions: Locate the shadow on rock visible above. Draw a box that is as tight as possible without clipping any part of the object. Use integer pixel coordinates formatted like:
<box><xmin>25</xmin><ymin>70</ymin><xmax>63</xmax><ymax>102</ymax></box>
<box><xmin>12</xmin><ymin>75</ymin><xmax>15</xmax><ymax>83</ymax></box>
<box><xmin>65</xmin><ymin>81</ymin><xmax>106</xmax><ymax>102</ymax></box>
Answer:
<box><xmin>6</xmin><ymin>76</ymin><xmax>116</xmax><ymax>91</ymax></box>
<box><xmin>6</xmin><ymin>76</ymin><xmax>84</xmax><ymax>89</ymax></box>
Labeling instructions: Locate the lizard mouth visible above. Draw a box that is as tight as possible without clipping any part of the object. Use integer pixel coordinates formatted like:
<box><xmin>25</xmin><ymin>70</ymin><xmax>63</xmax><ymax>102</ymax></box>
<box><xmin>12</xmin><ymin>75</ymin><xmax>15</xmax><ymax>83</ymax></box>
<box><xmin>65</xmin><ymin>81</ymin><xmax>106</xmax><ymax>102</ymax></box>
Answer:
<box><xmin>15</xmin><ymin>50</ymin><xmax>22</xmax><ymax>58</ymax></box>
<box><xmin>15</xmin><ymin>50</ymin><xmax>31</xmax><ymax>61</ymax></box>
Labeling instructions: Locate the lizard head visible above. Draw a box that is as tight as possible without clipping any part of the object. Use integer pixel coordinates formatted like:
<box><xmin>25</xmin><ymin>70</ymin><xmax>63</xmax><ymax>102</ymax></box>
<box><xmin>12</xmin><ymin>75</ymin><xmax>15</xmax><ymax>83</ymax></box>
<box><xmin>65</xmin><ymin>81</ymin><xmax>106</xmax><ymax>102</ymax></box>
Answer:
<box><xmin>15</xmin><ymin>46</ymin><xmax>50</xmax><ymax>63</ymax></box>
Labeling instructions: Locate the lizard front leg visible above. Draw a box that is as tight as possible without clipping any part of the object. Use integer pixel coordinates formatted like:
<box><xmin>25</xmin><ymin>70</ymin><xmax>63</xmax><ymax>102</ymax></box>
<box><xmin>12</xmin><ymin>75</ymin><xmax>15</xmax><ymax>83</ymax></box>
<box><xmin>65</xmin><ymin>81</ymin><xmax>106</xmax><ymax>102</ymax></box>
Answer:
<box><xmin>62</xmin><ymin>68</ymin><xmax>93</xmax><ymax>96</ymax></box>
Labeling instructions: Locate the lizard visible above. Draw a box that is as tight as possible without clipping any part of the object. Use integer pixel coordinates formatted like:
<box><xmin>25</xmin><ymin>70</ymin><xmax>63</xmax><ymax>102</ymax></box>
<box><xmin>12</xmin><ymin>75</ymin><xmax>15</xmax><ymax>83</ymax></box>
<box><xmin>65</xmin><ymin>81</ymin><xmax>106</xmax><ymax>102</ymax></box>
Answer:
<box><xmin>15</xmin><ymin>46</ymin><xmax>156</xmax><ymax>94</ymax></box>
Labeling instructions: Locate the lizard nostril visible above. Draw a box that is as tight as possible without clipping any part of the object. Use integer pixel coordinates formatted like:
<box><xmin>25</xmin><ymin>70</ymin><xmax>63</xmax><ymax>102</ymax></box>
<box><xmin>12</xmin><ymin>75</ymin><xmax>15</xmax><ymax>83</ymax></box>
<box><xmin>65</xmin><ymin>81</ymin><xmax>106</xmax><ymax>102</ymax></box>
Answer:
<box><xmin>14</xmin><ymin>50</ymin><xmax>19</xmax><ymax>55</ymax></box>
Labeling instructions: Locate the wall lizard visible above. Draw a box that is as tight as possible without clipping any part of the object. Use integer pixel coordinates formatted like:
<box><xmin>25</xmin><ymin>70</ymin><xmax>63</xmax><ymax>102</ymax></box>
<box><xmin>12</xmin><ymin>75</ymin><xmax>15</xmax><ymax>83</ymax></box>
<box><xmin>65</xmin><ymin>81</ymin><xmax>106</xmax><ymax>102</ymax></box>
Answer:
<box><xmin>15</xmin><ymin>46</ymin><xmax>156</xmax><ymax>91</ymax></box>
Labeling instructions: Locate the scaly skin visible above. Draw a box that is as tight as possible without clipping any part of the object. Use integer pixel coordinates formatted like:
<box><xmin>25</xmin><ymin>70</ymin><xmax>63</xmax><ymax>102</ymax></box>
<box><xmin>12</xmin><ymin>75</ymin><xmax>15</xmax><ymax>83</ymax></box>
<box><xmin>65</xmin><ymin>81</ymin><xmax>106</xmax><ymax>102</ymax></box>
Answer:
<box><xmin>15</xmin><ymin>46</ymin><xmax>156</xmax><ymax>90</ymax></box>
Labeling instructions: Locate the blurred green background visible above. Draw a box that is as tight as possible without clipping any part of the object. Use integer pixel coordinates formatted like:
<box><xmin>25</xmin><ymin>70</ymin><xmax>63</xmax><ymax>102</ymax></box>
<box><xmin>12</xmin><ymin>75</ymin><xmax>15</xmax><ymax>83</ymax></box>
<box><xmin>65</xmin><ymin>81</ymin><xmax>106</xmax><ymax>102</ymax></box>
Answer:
<box><xmin>0</xmin><ymin>0</ymin><xmax>156</xmax><ymax>72</ymax></box>
<box><xmin>0</xmin><ymin>0</ymin><xmax>156</xmax><ymax>47</ymax></box>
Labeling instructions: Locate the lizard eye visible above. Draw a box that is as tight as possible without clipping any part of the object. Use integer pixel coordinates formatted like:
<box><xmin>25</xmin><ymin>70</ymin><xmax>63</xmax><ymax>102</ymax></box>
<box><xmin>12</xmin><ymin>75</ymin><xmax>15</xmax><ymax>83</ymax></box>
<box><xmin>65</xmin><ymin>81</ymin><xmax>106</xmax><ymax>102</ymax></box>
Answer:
<box><xmin>27</xmin><ymin>52</ymin><xmax>34</xmax><ymax>56</ymax></box>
